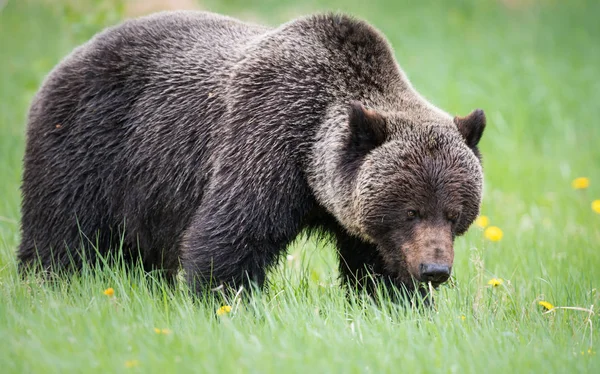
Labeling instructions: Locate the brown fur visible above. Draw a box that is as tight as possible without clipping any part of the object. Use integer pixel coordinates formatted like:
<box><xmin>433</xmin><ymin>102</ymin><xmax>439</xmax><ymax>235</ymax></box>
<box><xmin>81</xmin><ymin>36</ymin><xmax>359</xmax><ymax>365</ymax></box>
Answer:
<box><xmin>18</xmin><ymin>11</ymin><xmax>486</xmax><ymax>300</ymax></box>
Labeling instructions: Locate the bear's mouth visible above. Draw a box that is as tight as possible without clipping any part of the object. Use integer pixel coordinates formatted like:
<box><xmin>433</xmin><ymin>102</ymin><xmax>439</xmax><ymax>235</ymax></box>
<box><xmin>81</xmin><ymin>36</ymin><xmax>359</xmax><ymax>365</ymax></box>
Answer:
<box><xmin>422</xmin><ymin>279</ymin><xmax>447</xmax><ymax>288</ymax></box>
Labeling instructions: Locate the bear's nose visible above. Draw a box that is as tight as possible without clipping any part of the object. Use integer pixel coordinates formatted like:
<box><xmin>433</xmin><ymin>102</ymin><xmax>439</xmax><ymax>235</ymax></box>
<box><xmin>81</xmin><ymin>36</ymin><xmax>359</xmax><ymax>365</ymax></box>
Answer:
<box><xmin>419</xmin><ymin>263</ymin><xmax>451</xmax><ymax>284</ymax></box>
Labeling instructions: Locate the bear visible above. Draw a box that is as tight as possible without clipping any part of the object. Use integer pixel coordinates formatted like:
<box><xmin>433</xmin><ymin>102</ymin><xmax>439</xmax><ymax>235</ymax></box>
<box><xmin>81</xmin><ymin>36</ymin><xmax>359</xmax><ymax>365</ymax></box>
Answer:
<box><xmin>18</xmin><ymin>11</ymin><xmax>486</xmax><ymax>299</ymax></box>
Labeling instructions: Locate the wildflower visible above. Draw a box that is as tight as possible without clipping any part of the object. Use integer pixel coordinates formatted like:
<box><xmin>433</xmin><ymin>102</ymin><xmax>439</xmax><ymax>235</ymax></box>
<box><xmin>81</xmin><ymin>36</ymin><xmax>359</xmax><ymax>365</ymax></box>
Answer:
<box><xmin>460</xmin><ymin>315</ymin><xmax>466</xmax><ymax>321</ymax></box>
<box><xmin>474</xmin><ymin>215</ymin><xmax>489</xmax><ymax>229</ymax></box>
<box><xmin>154</xmin><ymin>328</ymin><xmax>171</xmax><ymax>334</ymax></box>
<box><xmin>216</xmin><ymin>305</ymin><xmax>232</xmax><ymax>316</ymax></box>
<box><xmin>572</xmin><ymin>177</ymin><xmax>590</xmax><ymax>190</ymax></box>
<box><xmin>488</xmin><ymin>278</ymin><xmax>503</xmax><ymax>287</ymax></box>
<box><xmin>484</xmin><ymin>226</ymin><xmax>503</xmax><ymax>241</ymax></box>
<box><xmin>592</xmin><ymin>200</ymin><xmax>600</xmax><ymax>214</ymax></box>
<box><xmin>538</xmin><ymin>301</ymin><xmax>554</xmax><ymax>311</ymax></box>
<box><xmin>124</xmin><ymin>360</ymin><xmax>139</xmax><ymax>368</ymax></box>
<box><xmin>103</xmin><ymin>287</ymin><xmax>114</xmax><ymax>296</ymax></box>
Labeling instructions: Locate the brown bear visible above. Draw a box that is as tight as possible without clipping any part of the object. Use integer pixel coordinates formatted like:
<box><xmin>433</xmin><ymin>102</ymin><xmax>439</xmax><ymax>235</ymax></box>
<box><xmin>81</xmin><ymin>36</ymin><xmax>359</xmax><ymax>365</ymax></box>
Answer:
<box><xmin>18</xmin><ymin>11</ymin><xmax>486</xmax><ymax>298</ymax></box>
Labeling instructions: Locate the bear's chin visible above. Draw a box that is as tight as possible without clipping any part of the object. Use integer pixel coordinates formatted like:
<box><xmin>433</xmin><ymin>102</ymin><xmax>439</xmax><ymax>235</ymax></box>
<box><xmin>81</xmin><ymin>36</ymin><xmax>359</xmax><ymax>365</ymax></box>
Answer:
<box><xmin>354</xmin><ymin>273</ymin><xmax>437</xmax><ymax>307</ymax></box>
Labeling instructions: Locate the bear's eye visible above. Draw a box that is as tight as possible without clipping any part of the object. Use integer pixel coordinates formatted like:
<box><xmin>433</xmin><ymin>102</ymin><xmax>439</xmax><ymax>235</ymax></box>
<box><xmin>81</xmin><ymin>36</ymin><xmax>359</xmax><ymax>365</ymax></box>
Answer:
<box><xmin>447</xmin><ymin>212</ymin><xmax>460</xmax><ymax>224</ymax></box>
<box><xmin>406</xmin><ymin>210</ymin><xmax>419</xmax><ymax>220</ymax></box>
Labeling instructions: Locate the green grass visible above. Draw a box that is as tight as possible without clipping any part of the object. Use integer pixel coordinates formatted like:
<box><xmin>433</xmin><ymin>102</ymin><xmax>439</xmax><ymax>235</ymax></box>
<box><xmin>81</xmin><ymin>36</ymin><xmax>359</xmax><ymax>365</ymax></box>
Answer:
<box><xmin>1</xmin><ymin>0</ymin><xmax>600</xmax><ymax>372</ymax></box>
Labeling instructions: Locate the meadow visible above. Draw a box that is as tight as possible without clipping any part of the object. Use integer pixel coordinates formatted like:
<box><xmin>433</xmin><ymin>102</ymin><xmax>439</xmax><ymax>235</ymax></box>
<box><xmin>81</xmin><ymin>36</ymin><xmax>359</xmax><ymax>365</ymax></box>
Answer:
<box><xmin>1</xmin><ymin>0</ymin><xmax>599</xmax><ymax>372</ymax></box>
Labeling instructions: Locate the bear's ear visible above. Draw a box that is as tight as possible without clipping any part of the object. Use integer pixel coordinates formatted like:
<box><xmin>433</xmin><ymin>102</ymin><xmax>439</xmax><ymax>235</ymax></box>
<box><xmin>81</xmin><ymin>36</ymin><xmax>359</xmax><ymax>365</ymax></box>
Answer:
<box><xmin>347</xmin><ymin>101</ymin><xmax>387</xmax><ymax>154</ymax></box>
<box><xmin>454</xmin><ymin>109</ymin><xmax>486</xmax><ymax>150</ymax></box>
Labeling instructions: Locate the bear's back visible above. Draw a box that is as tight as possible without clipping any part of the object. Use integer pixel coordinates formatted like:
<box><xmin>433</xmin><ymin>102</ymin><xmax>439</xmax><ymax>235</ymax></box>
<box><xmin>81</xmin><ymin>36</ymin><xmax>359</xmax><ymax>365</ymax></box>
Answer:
<box><xmin>30</xmin><ymin>11</ymin><xmax>270</xmax><ymax>134</ymax></box>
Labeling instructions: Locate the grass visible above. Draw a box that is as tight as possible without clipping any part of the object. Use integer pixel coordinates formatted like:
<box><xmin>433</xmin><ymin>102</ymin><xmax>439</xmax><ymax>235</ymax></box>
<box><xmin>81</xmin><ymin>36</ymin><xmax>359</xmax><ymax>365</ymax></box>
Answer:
<box><xmin>1</xmin><ymin>0</ymin><xmax>600</xmax><ymax>372</ymax></box>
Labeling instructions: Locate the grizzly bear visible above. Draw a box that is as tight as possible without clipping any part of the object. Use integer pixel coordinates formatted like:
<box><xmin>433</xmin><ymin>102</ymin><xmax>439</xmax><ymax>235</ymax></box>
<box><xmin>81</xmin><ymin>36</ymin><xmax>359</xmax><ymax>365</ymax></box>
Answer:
<box><xmin>18</xmin><ymin>11</ymin><xmax>486</xmax><ymax>298</ymax></box>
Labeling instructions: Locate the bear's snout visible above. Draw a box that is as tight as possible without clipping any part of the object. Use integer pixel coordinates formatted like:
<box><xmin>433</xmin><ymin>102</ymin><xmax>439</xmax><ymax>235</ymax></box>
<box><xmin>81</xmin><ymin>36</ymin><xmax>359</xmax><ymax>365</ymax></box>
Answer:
<box><xmin>399</xmin><ymin>223</ymin><xmax>455</xmax><ymax>286</ymax></box>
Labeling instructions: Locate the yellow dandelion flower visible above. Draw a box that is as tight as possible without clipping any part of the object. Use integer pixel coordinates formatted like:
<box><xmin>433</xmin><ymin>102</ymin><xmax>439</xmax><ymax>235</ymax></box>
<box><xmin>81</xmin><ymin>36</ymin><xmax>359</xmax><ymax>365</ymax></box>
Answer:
<box><xmin>124</xmin><ymin>360</ymin><xmax>139</xmax><ymax>368</ymax></box>
<box><xmin>474</xmin><ymin>215</ymin><xmax>489</xmax><ymax>229</ymax></box>
<box><xmin>484</xmin><ymin>226</ymin><xmax>503</xmax><ymax>241</ymax></box>
<box><xmin>488</xmin><ymin>278</ymin><xmax>503</xmax><ymax>287</ymax></box>
<box><xmin>592</xmin><ymin>200</ymin><xmax>600</xmax><ymax>214</ymax></box>
<box><xmin>103</xmin><ymin>287</ymin><xmax>114</xmax><ymax>296</ymax></box>
<box><xmin>460</xmin><ymin>315</ymin><xmax>466</xmax><ymax>321</ymax></box>
<box><xmin>538</xmin><ymin>301</ymin><xmax>554</xmax><ymax>311</ymax></box>
<box><xmin>572</xmin><ymin>177</ymin><xmax>590</xmax><ymax>190</ymax></box>
<box><xmin>216</xmin><ymin>305</ymin><xmax>232</xmax><ymax>316</ymax></box>
<box><xmin>154</xmin><ymin>328</ymin><xmax>172</xmax><ymax>334</ymax></box>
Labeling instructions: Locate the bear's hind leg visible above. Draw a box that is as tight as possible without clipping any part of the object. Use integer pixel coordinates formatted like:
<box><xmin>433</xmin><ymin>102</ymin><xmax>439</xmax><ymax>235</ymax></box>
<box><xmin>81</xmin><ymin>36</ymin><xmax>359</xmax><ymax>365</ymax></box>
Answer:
<box><xmin>17</xmin><ymin>222</ymin><xmax>112</xmax><ymax>275</ymax></box>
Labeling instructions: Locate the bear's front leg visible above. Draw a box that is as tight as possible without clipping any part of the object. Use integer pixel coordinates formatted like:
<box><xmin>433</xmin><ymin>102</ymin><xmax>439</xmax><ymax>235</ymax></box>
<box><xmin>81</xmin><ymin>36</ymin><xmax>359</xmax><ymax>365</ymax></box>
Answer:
<box><xmin>182</xmin><ymin>211</ymin><xmax>278</xmax><ymax>293</ymax></box>
<box><xmin>180</xmin><ymin>161</ymin><xmax>314</xmax><ymax>296</ymax></box>
<box><xmin>333</xmin><ymin>228</ymin><xmax>385</xmax><ymax>294</ymax></box>
<box><xmin>333</xmin><ymin>228</ymin><xmax>425</xmax><ymax>303</ymax></box>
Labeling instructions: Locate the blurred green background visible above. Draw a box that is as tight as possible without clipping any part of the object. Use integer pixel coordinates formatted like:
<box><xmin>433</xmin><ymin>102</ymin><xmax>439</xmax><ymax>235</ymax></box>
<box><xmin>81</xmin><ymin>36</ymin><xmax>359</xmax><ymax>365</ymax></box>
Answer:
<box><xmin>1</xmin><ymin>0</ymin><xmax>599</xmax><ymax>372</ymax></box>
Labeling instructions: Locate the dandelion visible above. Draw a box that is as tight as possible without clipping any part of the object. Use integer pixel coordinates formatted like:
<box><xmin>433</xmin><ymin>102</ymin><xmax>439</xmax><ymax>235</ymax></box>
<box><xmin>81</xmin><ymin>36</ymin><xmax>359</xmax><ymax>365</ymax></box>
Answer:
<box><xmin>484</xmin><ymin>226</ymin><xmax>503</xmax><ymax>241</ymax></box>
<box><xmin>572</xmin><ymin>177</ymin><xmax>590</xmax><ymax>190</ymax></box>
<box><xmin>154</xmin><ymin>328</ymin><xmax>171</xmax><ymax>334</ymax></box>
<box><xmin>124</xmin><ymin>360</ymin><xmax>139</xmax><ymax>368</ymax></box>
<box><xmin>460</xmin><ymin>315</ymin><xmax>466</xmax><ymax>321</ymax></box>
<box><xmin>538</xmin><ymin>301</ymin><xmax>554</xmax><ymax>311</ymax></box>
<box><xmin>488</xmin><ymin>278</ymin><xmax>503</xmax><ymax>287</ymax></box>
<box><xmin>592</xmin><ymin>200</ymin><xmax>600</xmax><ymax>214</ymax></box>
<box><xmin>103</xmin><ymin>287</ymin><xmax>114</xmax><ymax>296</ymax></box>
<box><xmin>216</xmin><ymin>305</ymin><xmax>232</xmax><ymax>316</ymax></box>
<box><xmin>474</xmin><ymin>215</ymin><xmax>489</xmax><ymax>229</ymax></box>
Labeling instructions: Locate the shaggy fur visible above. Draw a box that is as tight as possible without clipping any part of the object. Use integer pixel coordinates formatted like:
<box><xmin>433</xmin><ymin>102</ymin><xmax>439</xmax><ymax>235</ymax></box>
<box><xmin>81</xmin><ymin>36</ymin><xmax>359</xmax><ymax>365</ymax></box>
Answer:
<box><xmin>18</xmin><ymin>11</ymin><xmax>486</xmax><ymax>296</ymax></box>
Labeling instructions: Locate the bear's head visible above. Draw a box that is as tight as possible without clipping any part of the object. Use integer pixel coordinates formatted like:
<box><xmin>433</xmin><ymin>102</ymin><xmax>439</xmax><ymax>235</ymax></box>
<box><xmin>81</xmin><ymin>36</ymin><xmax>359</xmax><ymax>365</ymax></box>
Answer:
<box><xmin>344</xmin><ymin>101</ymin><xmax>485</xmax><ymax>287</ymax></box>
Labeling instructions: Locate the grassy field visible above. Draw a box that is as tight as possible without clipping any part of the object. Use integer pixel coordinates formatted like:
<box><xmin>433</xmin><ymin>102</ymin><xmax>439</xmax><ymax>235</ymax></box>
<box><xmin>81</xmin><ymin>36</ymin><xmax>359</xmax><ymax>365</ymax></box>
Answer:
<box><xmin>1</xmin><ymin>0</ymin><xmax>600</xmax><ymax>372</ymax></box>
